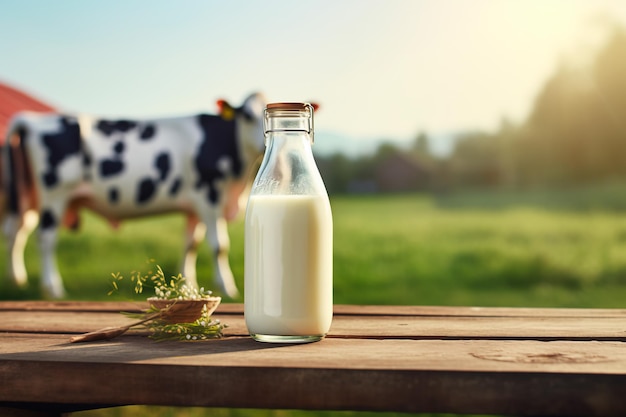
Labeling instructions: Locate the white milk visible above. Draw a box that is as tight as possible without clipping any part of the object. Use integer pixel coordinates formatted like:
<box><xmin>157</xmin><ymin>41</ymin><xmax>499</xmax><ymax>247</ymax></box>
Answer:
<box><xmin>244</xmin><ymin>194</ymin><xmax>333</xmax><ymax>340</ymax></box>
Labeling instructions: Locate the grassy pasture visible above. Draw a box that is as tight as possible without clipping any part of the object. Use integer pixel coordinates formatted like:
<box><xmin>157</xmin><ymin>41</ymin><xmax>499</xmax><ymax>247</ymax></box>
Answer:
<box><xmin>3</xmin><ymin>186</ymin><xmax>626</xmax><ymax>417</ymax></box>
<box><xmin>3</xmin><ymin>187</ymin><xmax>626</xmax><ymax>308</ymax></box>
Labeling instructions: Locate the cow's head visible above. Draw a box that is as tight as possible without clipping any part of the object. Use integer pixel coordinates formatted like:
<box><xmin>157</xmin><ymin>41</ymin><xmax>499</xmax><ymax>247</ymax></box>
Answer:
<box><xmin>217</xmin><ymin>92</ymin><xmax>266</xmax><ymax>170</ymax></box>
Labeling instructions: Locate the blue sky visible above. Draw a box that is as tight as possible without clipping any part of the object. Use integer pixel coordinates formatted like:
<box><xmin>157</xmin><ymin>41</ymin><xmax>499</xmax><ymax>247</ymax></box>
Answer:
<box><xmin>2</xmin><ymin>0</ymin><xmax>626</xmax><ymax>154</ymax></box>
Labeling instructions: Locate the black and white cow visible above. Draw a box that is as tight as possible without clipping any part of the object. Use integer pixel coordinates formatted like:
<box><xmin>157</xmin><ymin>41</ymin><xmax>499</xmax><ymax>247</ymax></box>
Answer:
<box><xmin>2</xmin><ymin>92</ymin><xmax>266</xmax><ymax>299</ymax></box>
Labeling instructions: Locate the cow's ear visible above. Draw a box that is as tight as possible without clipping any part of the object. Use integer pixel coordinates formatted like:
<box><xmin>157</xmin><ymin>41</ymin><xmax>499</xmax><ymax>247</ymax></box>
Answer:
<box><xmin>217</xmin><ymin>99</ymin><xmax>235</xmax><ymax>121</ymax></box>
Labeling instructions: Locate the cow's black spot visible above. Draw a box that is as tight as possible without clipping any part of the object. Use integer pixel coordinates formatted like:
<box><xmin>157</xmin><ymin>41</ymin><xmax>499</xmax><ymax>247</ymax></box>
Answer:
<box><xmin>209</xmin><ymin>187</ymin><xmax>218</xmax><ymax>204</ymax></box>
<box><xmin>82</xmin><ymin>151</ymin><xmax>92</xmax><ymax>181</ymax></box>
<box><xmin>113</xmin><ymin>141</ymin><xmax>125</xmax><ymax>154</ymax></box>
<box><xmin>109</xmin><ymin>188</ymin><xmax>119</xmax><ymax>203</ymax></box>
<box><xmin>140</xmin><ymin>124</ymin><xmax>156</xmax><ymax>140</ymax></box>
<box><xmin>137</xmin><ymin>178</ymin><xmax>156</xmax><ymax>204</ymax></box>
<box><xmin>41</xmin><ymin>116</ymin><xmax>81</xmax><ymax>188</ymax></box>
<box><xmin>96</xmin><ymin>120</ymin><xmax>138</xmax><ymax>136</ymax></box>
<box><xmin>43</xmin><ymin>172</ymin><xmax>58</xmax><ymax>187</ymax></box>
<box><xmin>155</xmin><ymin>152</ymin><xmax>170</xmax><ymax>182</ymax></box>
<box><xmin>194</xmin><ymin>114</ymin><xmax>240</xmax><ymax>204</ymax></box>
<box><xmin>6</xmin><ymin>141</ymin><xmax>19</xmax><ymax>214</ymax></box>
<box><xmin>169</xmin><ymin>177</ymin><xmax>182</xmax><ymax>196</ymax></box>
<box><xmin>82</xmin><ymin>150</ymin><xmax>92</xmax><ymax>167</ymax></box>
<box><xmin>100</xmin><ymin>159</ymin><xmax>124</xmax><ymax>177</ymax></box>
<box><xmin>40</xmin><ymin>209</ymin><xmax>57</xmax><ymax>230</ymax></box>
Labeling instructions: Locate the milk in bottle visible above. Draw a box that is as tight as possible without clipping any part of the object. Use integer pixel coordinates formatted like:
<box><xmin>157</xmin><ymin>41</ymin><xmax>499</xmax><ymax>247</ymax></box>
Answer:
<box><xmin>244</xmin><ymin>102</ymin><xmax>332</xmax><ymax>343</ymax></box>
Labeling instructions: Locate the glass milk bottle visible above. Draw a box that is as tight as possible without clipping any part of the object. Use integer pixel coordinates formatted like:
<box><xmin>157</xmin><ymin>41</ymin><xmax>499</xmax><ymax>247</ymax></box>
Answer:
<box><xmin>244</xmin><ymin>102</ymin><xmax>333</xmax><ymax>343</ymax></box>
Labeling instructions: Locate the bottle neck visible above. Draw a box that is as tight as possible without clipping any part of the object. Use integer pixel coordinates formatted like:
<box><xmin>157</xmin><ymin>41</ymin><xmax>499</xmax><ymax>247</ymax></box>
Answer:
<box><xmin>253</xmin><ymin>103</ymin><xmax>324</xmax><ymax>196</ymax></box>
<box><xmin>264</xmin><ymin>104</ymin><xmax>314</xmax><ymax>143</ymax></box>
<box><xmin>265</xmin><ymin>131</ymin><xmax>313</xmax><ymax>155</ymax></box>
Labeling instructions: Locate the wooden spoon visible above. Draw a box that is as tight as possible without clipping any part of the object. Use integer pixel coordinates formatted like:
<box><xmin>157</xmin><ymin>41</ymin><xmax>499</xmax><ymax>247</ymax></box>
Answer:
<box><xmin>69</xmin><ymin>311</ymin><xmax>162</xmax><ymax>343</ymax></box>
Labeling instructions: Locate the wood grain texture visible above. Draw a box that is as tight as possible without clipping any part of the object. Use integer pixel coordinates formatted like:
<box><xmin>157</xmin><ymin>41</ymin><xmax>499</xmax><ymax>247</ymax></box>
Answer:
<box><xmin>2</xmin><ymin>308</ymin><xmax>626</xmax><ymax>340</ymax></box>
<box><xmin>3</xmin><ymin>301</ymin><xmax>626</xmax><ymax>317</ymax></box>
<box><xmin>2</xmin><ymin>301</ymin><xmax>626</xmax><ymax>416</ymax></box>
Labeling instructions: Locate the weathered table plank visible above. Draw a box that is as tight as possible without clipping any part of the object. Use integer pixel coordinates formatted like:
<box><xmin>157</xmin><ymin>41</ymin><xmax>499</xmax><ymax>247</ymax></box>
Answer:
<box><xmin>3</xmin><ymin>300</ymin><xmax>626</xmax><ymax>317</ymax></box>
<box><xmin>2</xmin><ymin>309</ymin><xmax>626</xmax><ymax>340</ymax></box>
<box><xmin>2</xmin><ymin>332</ymin><xmax>626</xmax><ymax>373</ymax></box>
<box><xmin>1</xmin><ymin>334</ymin><xmax>626</xmax><ymax>415</ymax></box>
<box><xmin>2</xmin><ymin>301</ymin><xmax>626</xmax><ymax>416</ymax></box>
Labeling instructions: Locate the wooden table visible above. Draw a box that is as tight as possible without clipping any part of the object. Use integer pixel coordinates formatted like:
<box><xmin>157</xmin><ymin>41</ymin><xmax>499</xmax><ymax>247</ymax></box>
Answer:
<box><xmin>1</xmin><ymin>301</ymin><xmax>626</xmax><ymax>417</ymax></box>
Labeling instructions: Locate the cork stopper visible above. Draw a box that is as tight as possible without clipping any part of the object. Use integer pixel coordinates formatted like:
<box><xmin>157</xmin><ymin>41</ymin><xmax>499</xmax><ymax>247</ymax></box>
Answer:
<box><xmin>264</xmin><ymin>102</ymin><xmax>315</xmax><ymax>143</ymax></box>
<box><xmin>266</xmin><ymin>102</ymin><xmax>310</xmax><ymax>111</ymax></box>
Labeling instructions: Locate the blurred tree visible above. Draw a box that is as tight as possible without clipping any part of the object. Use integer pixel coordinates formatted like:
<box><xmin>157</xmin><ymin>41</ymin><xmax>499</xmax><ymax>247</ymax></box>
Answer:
<box><xmin>514</xmin><ymin>25</ymin><xmax>626</xmax><ymax>186</ymax></box>
<box><xmin>317</xmin><ymin>152</ymin><xmax>354</xmax><ymax>194</ymax></box>
<box><xmin>591</xmin><ymin>26</ymin><xmax>626</xmax><ymax>177</ymax></box>
<box><xmin>448</xmin><ymin>131</ymin><xmax>502</xmax><ymax>187</ymax></box>
<box><xmin>316</xmin><ymin>25</ymin><xmax>626</xmax><ymax>194</ymax></box>
<box><xmin>412</xmin><ymin>132</ymin><xmax>431</xmax><ymax>156</ymax></box>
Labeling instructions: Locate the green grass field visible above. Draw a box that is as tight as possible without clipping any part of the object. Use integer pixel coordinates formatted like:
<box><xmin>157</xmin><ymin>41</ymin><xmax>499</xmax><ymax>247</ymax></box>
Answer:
<box><xmin>3</xmin><ymin>187</ymin><xmax>626</xmax><ymax>308</ymax></box>
<box><xmin>3</xmin><ymin>186</ymin><xmax>626</xmax><ymax>417</ymax></box>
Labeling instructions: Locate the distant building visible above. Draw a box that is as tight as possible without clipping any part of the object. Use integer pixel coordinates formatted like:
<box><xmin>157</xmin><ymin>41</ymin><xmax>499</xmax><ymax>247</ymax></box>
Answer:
<box><xmin>0</xmin><ymin>82</ymin><xmax>55</xmax><ymax>139</ymax></box>
<box><xmin>375</xmin><ymin>152</ymin><xmax>431</xmax><ymax>192</ymax></box>
<box><xmin>347</xmin><ymin>179</ymin><xmax>378</xmax><ymax>194</ymax></box>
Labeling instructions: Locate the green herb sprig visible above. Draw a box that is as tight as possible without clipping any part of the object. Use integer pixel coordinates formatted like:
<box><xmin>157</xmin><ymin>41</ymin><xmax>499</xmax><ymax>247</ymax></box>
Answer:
<box><xmin>102</xmin><ymin>261</ymin><xmax>226</xmax><ymax>342</ymax></box>
<box><xmin>131</xmin><ymin>305</ymin><xmax>226</xmax><ymax>341</ymax></box>
<box><xmin>108</xmin><ymin>261</ymin><xmax>212</xmax><ymax>300</ymax></box>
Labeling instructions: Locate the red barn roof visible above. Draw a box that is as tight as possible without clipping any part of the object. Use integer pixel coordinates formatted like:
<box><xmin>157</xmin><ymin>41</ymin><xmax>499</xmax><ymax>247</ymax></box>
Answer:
<box><xmin>0</xmin><ymin>82</ymin><xmax>56</xmax><ymax>139</ymax></box>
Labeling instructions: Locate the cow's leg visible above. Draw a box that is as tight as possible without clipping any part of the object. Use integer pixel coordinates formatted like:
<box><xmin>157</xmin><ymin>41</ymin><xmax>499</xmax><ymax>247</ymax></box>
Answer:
<box><xmin>37</xmin><ymin>205</ymin><xmax>66</xmax><ymax>299</ymax></box>
<box><xmin>2</xmin><ymin>211</ymin><xmax>37</xmax><ymax>287</ymax></box>
<box><xmin>200</xmin><ymin>209</ymin><xmax>239</xmax><ymax>299</ymax></box>
<box><xmin>182</xmin><ymin>215</ymin><xmax>206</xmax><ymax>289</ymax></box>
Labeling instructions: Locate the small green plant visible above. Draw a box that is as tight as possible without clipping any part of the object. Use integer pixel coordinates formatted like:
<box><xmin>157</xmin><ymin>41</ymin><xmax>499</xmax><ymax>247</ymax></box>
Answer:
<box><xmin>131</xmin><ymin>304</ymin><xmax>226</xmax><ymax>341</ymax></box>
<box><xmin>108</xmin><ymin>260</ymin><xmax>212</xmax><ymax>300</ymax></box>
<box><xmin>96</xmin><ymin>260</ymin><xmax>226</xmax><ymax>342</ymax></box>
